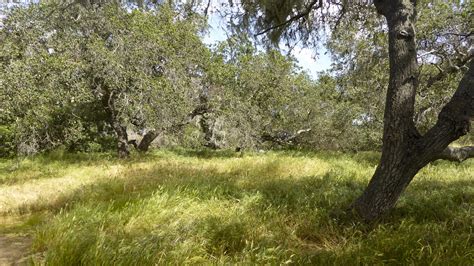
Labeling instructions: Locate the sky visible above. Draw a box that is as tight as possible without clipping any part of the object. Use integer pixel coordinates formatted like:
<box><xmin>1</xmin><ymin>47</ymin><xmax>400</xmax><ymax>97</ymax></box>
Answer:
<box><xmin>203</xmin><ymin>13</ymin><xmax>333</xmax><ymax>79</ymax></box>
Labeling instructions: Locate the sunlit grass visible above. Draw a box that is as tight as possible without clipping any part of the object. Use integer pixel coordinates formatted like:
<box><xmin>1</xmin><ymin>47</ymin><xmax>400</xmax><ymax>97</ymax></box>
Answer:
<box><xmin>0</xmin><ymin>149</ymin><xmax>472</xmax><ymax>264</ymax></box>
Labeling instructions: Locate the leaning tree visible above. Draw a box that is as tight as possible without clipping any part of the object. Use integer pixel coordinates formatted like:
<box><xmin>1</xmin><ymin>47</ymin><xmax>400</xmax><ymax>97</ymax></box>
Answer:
<box><xmin>225</xmin><ymin>0</ymin><xmax>473</xmax><ymax>221</ymax></box>
<box><xmin>323</xmin><ymin>0</ymin><xmax>473</xmax><ymax>151</ymax></box>
<box><xmin>350</xmin><ymin>0</ymin><xmax>472</xmax><ymax>221</ymax></box>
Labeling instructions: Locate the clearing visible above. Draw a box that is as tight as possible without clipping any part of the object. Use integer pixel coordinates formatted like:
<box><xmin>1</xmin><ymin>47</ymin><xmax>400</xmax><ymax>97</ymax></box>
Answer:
<box><xmin>0</xmin><ymin>149</ymin><xmax>472</xmax><ymax>264</ymax></box>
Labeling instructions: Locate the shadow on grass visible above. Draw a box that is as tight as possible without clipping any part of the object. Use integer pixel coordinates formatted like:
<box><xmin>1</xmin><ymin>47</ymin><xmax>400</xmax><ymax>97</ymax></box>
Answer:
<box><xmin>19</xmin><ymin>151</ymin><xmax>472</xmax><ymax>265</ymax></box>
<box><xmin>20</xmin><ymin>153</ymin><xmax>472</xmax><ymax>227</ymax></box>
<box><xmin>0</xmin><ymin>148</ymin><xmax>381</xmax><ymax>186</ymax></box>
<box><xmin>390</xmin><ymin>178</ymin><xmax>473</xmax><ymax>223</ymax></box>
<box><xmin>19</xmin><ymin>158</ymin><xmax>362</xmax><ymax>215</ymax></box>
<box><xmin>167</xmin><ymin>148</ymin><xmax>242</xmax><ymax>159</ymax></box>
<box><xmin>349</xmin><ymin>152</ymin><xmax>381</xmax><ymax>167</ymax></box>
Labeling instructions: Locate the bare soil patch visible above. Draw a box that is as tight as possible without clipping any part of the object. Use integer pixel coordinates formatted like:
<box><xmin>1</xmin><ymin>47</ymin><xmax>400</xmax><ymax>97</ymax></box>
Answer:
<box><xmin>0</xmin><ymin>235</ymin><xmax>32</xmax><ymax>266</ymax></box>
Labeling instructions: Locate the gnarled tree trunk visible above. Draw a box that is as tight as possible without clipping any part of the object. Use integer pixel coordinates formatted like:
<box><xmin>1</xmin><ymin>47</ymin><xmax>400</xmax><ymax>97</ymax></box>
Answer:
<box><xmin>352</xmin><ymin>0</ymin><xmax>474</xmax><ymax>222</ymax></box>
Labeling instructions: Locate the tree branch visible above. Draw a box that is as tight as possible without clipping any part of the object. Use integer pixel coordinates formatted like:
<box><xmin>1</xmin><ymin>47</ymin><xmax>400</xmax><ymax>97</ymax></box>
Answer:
<box><xmin>419</xmin><ymin>60</ymin><xmax>474</xmax><ymax>163</ymax></box>
<box><xmin>440</xmin><ymin>31</ymin><xmax>473</xmax><ymax>38</ymax></box>
<box><xmin>45</xmin><ymin>1</ymin><xmax>77</xmax><ymax>19</ymax></box>
<box><xmin>426</xmin><ymin>53</ymin><xmax>473</xmax><ymax>88</ymax></box>
<box><xmin>203</xmin><ymin>0</ymin><xmax>212</xmax><ymax>17</ymax></box>
<box><xmin>255</xmin><ymin>0</ymin><xmax>322</xmax><ymax>36</ymax></box>
<box><xmin>261</xmin><ymin>128</ymin><xmax>311</xmax><ymax>145</ymax></box>
<box><xmin>135</xmin><ymin>104</ymin><xmax>211</xmax><ymax>152</ymax></box>
<box><xmin>435</xmin><ymin>146</ymin><xmax>474</xmax><ymax>162</ymax></box>
<box><xmin>414</xmin><ymin>106</ymin><xmax>433</xmax><ymax>124</ymax></box>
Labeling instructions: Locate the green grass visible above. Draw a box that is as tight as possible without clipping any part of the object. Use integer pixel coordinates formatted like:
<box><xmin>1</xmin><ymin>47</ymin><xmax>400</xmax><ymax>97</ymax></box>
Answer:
<box><xmin>0</xmin><ymin>149</ymin><xmax>472</xmax><ymax>265</ymax></box>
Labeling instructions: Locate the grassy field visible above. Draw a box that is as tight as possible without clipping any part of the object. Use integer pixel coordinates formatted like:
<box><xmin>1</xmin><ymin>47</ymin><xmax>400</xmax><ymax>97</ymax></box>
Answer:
<box><xmin>0</xmin><ymin>149</ymin><xmax>472</xmax><ymax>265</ymax></box>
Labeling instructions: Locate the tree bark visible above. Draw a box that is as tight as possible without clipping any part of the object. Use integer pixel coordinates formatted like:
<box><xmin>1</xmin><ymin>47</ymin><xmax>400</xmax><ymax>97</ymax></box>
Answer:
<box><xmin>137</xmin><ymin>130</ymin><xmax>159</xmax><ymax>152</ymax></box>
<box><xmin>352</xmin><ymin>0</ymin><xmax>474</xmax><ymax>222</ymax></box>
<box><xmin>200</xmin><ymin>113</ymin><xmax>218</xmax><ymax>149</ymax></box>
<box><xmin>100</xmin><ymin>86</ymin><xmax>130</xmax><ymax>159</ymax></box>
<box><xmin>113</xmin><ymin>122</ymin><xmax>130</xmax><ymax>159</ymax></box>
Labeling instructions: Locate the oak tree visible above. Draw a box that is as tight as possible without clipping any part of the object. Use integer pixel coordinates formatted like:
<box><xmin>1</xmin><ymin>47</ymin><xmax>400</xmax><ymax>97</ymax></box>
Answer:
<box><xmin>230</xmin><ymin>0</ymin><xmax>473</xmax><ymax>221</ymax></box>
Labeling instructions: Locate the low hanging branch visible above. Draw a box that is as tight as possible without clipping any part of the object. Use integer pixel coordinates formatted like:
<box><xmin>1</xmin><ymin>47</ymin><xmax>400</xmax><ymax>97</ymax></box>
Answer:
<box><xmin>134</xmin><ymin>104</ymin><xmax>211</xmax><ymax>152</ymax></box>
<box><xmin>436</xmin><ymin>146</ymin><xmax>474</xmax><ymax>162</ymax></box>
<box><xmin>261</xmin><ymin>128</ymin><xmax>312</xmax><ymax>145</ymax></box>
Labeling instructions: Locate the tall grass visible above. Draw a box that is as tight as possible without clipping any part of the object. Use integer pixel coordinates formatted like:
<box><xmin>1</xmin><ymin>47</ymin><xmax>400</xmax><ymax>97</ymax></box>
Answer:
<box><xmin>0</xmin><ymin>149</ymin><xmax>472</xmax><ymax>264</ymax></box>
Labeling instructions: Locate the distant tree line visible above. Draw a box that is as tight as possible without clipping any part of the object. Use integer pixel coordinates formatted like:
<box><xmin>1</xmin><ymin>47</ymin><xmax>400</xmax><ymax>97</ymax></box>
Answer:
<box><xmin>0</xmin><ymin>0</ymin><xmax>472</xmax><ymax>159</ymax></box>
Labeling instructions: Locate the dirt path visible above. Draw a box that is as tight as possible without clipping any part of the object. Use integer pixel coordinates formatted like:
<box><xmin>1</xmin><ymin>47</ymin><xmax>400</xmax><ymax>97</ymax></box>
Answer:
<box><xmin>0</xmin><ymin>235</ymin><xmax>32</xmax><ymax>265</ymax></box>
<box><xmin>0</xmin><ymin>216</ymin><xmax>33</xmax><ymax>265</ymax></box>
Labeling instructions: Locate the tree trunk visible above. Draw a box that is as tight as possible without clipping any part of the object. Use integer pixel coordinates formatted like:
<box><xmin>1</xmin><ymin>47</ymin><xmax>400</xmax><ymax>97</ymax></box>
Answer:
<box><xmin>137</xmin><ymin>130</ymin><xmax>159</xmax><ymax>152</ymax></box>
<box><xmin>200</xmin><ymin>113</ymin><xmax>218</xmax><ymax>149</ymax></box>
<box><xmin>135</xmin><ymin>103</ymin><xmax>211</xmax><ymax>152</ymax></box>
<box><xmin>114</xmin><ymin>122</ymin><xmax>130</xmax><ymax>159</ymax></box>
<box><xmin>196</xmin><ymin>91</ymin><xmax>219</xmax><ymax>149</ymax></box>
<box><xmin>352</xmin><ymin>0</ymin><xmax>474</xmax><ymax>222</ymax></box>
<box><xmin>100</xmin><ymin>86</ymin><xmax>130</xmax><ymax>159</ymax></box>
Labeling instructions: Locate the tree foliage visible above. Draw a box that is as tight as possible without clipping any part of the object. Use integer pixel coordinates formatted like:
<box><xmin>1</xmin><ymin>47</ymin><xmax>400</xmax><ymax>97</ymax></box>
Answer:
<box><xmin>0</xmin><ymin>0</ymin><xmax>471</xmax><ymax>162</ymax></box>
<box><xmin>0</xmin><ymin>2</ymin><xmax>209</xmax><ymax>155</ymax></box>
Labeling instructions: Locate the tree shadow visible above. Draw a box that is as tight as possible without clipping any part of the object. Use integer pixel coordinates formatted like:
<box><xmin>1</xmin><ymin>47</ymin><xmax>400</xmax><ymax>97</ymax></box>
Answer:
<box><xmin>7</xmin><ymin>150</ymin><xmax>471</xmax><ymax>228</ymax></box>
<box><xmin>18</xmin><ymin>157</ymin><xmax>365</xmax><ymax>215</ymax></box>
<box><xmin>388</xmin><ymin>178</ymin><xmax>473</xmax><ymax>223</ymax></box>
<box><xmin>17</xmin><ymin>153</ymin><xmax>472</xmax><ymax>264</ymax></box>
<box><xmin>167</xmin><ymin>148</ymin><xmax>242</xmax><ymax>159</ymax></box>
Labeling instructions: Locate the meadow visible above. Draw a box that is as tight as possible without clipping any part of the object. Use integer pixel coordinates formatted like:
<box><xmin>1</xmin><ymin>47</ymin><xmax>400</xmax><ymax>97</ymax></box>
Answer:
<box><xmin>0</xmin><ymin>149</ymin><xmax>472</xmax><ymax>265</ymax></box>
